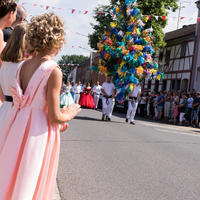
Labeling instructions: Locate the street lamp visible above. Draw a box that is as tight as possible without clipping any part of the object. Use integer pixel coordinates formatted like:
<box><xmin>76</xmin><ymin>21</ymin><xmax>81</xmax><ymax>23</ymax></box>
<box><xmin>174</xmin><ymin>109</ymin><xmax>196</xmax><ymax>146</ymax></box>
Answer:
<box><xmin>78</xmin><ymin>46</ymin><xmax>94</xmax><ymax>67</ymax></box>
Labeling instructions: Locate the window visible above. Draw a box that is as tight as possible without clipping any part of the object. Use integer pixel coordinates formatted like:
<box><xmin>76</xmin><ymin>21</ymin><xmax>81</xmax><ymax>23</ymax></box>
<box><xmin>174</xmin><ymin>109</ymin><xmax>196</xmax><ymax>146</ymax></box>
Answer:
<box><xmin>155</xmin><ymin>80</ymin><xmax>159</xmax><ymax>92</ymax></box>
<box><xmin>148</xmin><ymin>80</ymin><xmax>151</xmax><ymax>89</ymax></box>
<box><xmin>180</xmin><ymin>43</ymin><xmax>187</xmax><ymax>57</ymax></box>
<box><xmin>159</xmin><ymin>52</ymin><xmax>163</xmax><ymax>62</ymax></box>
<box><xmin>162</xmin><ymin>80</ymin><xmax>167</xmax><ymax>91</ymax></box>
<box><xmin>165</xmin><ymin>50</ymin><xmax>171</xmax><ymax>66</ymax></box>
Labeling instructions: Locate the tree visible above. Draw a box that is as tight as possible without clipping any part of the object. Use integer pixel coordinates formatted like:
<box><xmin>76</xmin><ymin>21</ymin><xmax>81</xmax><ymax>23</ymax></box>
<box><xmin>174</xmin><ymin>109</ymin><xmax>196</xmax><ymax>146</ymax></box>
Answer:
<box><xmin>58</xmin><ymin>55</ymin><xmax>89</xmax><ymax>82</ymax></box>
<box><xmin>89</xmin><ymin>0</ymin><xmax>178</xmax><ymax>52</ymax></box>
<box><xmin>91</xmin><ymin>0</ymin><xmax>164</xmax><ymax>100</ymax></box>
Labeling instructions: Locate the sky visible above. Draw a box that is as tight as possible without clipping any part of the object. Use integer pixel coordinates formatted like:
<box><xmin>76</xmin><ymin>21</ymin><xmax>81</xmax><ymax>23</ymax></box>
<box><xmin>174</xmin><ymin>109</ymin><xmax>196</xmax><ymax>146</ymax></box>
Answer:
<box><xmin>17</xmin><ymin>0</ymin><xmax>198</xmax><ymax>61</ymax></box>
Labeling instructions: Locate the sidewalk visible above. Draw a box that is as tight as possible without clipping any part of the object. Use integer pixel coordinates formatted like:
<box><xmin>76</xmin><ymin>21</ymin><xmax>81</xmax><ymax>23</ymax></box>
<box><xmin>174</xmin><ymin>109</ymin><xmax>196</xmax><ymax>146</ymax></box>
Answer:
<box><xmin>112</xmin><ymin>111</ymin><xmax>200</xmax><ymax>135</ymax></box>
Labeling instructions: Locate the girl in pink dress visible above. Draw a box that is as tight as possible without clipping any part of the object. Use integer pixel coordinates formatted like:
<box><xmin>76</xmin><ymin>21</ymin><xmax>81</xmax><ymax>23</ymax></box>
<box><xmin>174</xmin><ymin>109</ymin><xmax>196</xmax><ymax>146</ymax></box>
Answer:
<box><xmin>0</xmin><ymin>13</ymin><xmax>80</xmax><ymax>200</ymax></box>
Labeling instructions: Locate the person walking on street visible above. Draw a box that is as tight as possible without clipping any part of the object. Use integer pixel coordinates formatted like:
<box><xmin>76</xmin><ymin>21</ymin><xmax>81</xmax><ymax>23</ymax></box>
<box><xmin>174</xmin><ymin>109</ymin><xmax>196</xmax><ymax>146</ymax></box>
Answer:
<box><xmin>73</xmin><ymin>81</ymin><xmax>82</xmax><ymax>104</ymax></box>
<box><xmin>92</xmin><ymin>81</ymin><xmax>102</xmax><ymax>110</ymax></box>
<box><xmin>101</xmin><ymin>76</ymin><xmax>117</xmax><ymax>121</ymax></box>
<box><xmin>126</xmin><ymin>83</ymin><xmax>141</xmax><ymax>125</ymax></box>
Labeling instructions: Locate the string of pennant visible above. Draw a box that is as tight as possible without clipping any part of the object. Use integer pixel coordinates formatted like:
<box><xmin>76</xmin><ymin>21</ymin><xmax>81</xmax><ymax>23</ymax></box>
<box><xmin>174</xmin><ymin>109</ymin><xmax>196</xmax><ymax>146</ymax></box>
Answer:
<box><xmin>19</xmin><ymin>1</ymin><xmax>199</xmax><ymax>23</ymax></box>
<box><xmin>19</xmin><ymin>2</ymin><xmax>89</xmax><ymax>15</ymax></box>
<box><xmin>69</xmin><ymin>30</ymin><xmax>88</xmax><ymax>38</ymax></box>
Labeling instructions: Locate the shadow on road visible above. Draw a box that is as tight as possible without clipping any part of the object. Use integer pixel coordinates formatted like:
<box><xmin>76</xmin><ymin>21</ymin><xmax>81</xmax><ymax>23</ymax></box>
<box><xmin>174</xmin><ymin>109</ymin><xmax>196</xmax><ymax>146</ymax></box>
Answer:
<box><xmin>74</xmin><ymin>116</ymin><xmax>124</xmax><ymax>124</ymax></box>
<box><xmin>75</xmin><ymin>116</ymin><xmax>101</xmax><ymax>122</ymax></box>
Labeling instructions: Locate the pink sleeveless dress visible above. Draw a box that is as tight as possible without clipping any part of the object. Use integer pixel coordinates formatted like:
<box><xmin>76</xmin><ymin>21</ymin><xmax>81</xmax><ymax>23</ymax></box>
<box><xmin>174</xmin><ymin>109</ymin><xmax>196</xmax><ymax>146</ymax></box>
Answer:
<box><xmin>0</xmin><ymin>60</ymin><xmax>60</xmax><ymax>200</ymax></box>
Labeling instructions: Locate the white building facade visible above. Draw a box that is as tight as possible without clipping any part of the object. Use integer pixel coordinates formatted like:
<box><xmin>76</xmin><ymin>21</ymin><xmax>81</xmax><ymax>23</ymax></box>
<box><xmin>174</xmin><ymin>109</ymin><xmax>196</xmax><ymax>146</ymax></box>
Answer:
<box><xmin>144</xmin><ymin>1</ymin><xmax>200</xmax><ymax>93</ymax></box>
<box><xmin>144</xmin><ymin>24</ymin><xmax>199</xmax><ymax>92</ymax></box>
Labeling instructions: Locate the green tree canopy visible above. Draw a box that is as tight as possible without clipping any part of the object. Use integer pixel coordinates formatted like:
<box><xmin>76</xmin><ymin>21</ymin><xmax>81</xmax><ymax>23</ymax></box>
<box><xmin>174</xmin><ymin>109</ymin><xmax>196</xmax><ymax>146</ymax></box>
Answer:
<box><xmin>58</xmin><ymin>55</ymin><xmax>89</xmax><ymax>65</ymax></box>
<box><xmin>89</xmin><ymin>0</ymin><xmax>178</xmax><ymax>52</ymax></box>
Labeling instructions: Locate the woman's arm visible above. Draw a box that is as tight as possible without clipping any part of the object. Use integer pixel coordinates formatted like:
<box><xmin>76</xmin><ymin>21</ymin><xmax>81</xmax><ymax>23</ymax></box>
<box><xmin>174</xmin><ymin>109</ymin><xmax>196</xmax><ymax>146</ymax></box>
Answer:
<box><xmin>47</xmin><ymin>67</ymin><xmax>81</xmax><ymax>124</ymax></box>
<box><xmin>0</xmin><ymin>84</ymin><xmax>4</xmax><ymax>103</ymax></box>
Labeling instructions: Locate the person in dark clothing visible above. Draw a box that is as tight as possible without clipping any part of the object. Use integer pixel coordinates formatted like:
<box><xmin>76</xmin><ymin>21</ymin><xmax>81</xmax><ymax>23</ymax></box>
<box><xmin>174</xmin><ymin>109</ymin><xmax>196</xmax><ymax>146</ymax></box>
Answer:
<box><xmin>178</xmin><ymin>95</ymin><xmax>187</xmax><ymax>126</ymax></box>
<box><xmin>191</xmin><ymin>93</ymin><xmax>200</xmax><ymax>128</ymax></box>
<box><xmin>3</xmin><ymin>26</ymin><xmax>13</xmax><ymax>42</ymax></box>
<box><xmin>157</xmin><ymin>91</ymin><xmax>165</xmax><ymax>120</ymax></box>
<box><xmin>3</xmin><ymin>5</ymin><xmax>27</xmax><ymax>42</ymax></box>
<box><xmin>0</xmin><ymin>0</ymin><xmax>17</xmax><ymax>66</ymax></box>
<box><xmin>149</xmin><ymin>92</ymin><xmax>156</xmax><ymax>117</ymax></box>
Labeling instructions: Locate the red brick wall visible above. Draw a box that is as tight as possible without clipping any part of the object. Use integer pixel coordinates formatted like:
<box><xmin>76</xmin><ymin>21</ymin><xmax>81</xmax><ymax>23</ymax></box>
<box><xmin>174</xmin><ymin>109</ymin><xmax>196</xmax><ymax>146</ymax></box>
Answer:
<box><xmin>76</xmin><ymin>55</ymin><xmax>106</xmax><ymax>87</ymax></box>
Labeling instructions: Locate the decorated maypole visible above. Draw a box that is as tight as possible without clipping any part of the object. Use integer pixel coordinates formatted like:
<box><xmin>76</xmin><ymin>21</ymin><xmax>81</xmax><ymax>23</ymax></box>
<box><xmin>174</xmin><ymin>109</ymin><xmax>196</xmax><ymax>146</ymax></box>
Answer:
<box><xmin>91</xmin><ymin>0</ymin><xmax>164</xmax><ymax>101</ymax></box>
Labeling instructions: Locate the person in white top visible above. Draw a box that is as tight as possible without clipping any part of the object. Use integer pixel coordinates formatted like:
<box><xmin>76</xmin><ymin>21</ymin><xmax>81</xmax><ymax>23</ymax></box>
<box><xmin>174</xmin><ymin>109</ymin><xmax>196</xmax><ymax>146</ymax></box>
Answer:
<box><xmin>126</xmin><ymin>83</ymin><xmax>141</xmax><ymax>125</ymax></box>
<box><xmin>73</xmin><ymin>81</ymin><xmax>82</xmax><ymax>104</ymax></box>
<box><xmin>0</xmin><ymin>23</ymin><xmax>26</xmax><ymax>137</ymax></box>
<box><xmin>92</xmin><ymin>81</ymin><xmax>102</xmax><ymax>110</ymax></box>
<box><xmin>0</xmin><ymin>0</ymin><xmax>17</xmax><ymax>67</ymax></box>
<box><xmin>101</xmin><ymin>76</ymin><xmax>117</xmax><ymax>121</ymax></box>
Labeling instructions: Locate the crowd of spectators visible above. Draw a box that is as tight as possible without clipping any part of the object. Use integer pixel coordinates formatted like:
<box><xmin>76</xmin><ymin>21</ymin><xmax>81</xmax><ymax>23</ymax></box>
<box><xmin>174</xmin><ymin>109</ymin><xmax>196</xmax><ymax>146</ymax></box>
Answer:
<box><xmin>137</xmin><ymin>89</ymin><xmax>200</xmax><ymax>128</ymax></box>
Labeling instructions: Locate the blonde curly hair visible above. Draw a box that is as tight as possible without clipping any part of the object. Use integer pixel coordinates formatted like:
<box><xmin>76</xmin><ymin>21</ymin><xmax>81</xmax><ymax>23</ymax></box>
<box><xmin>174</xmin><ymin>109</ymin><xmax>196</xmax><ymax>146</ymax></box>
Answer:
<box><xmin>26</xmin><ymin>13</ymin><xmax>65</xmax><ymax>54</ymax></box>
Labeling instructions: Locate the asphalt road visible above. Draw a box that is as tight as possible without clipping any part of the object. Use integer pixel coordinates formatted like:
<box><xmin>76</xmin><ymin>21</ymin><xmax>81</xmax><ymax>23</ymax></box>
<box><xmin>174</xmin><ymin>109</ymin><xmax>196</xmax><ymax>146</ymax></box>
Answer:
<box><xmin>57</xmin><ymin>109</ymin><xmax>200</xmax><ymax>200</ymax></box>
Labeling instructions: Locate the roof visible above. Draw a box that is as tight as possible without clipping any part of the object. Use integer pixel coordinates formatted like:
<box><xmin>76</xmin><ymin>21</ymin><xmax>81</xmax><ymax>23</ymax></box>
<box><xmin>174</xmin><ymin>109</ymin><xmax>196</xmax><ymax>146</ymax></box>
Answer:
<box><xmin>164</xmin><ymin>24</ymin><xmax>196</xmax><ymax>41</ymax></box>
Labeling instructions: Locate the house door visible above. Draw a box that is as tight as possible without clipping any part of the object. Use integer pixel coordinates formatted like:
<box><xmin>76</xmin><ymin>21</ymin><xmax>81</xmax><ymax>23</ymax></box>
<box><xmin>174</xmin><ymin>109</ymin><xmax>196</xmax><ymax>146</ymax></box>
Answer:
<box><xmin>181</xmin><ymin>79</ymin><xmax>188</xmax><ymax>92</ymax></box>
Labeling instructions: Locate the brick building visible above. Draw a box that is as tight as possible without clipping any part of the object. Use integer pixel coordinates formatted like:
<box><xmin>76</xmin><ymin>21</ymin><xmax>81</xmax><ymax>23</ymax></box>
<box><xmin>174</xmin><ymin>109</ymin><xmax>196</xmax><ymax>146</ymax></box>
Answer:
<box><xmin>75</xmin><ymin>53</ymin><xmax>106</xmax><ymax>86</ymax></box>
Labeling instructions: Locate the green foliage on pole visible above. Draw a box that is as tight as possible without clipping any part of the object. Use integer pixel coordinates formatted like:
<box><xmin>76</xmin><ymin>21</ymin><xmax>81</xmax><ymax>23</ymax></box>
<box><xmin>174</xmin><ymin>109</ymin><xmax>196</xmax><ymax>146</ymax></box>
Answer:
<box><xmin>92</xmin><ymin>0</ymin><xmax>164</xmax><ymax>101</ymax></box>
<box><xmin>89</xmin><ymin>0</ymin><xmax>178</xmax><ymax>52</ymax></box>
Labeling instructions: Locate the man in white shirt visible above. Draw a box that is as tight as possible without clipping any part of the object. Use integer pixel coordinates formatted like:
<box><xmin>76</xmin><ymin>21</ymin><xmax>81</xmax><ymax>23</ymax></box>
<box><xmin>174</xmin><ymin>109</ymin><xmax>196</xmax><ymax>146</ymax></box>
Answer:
<box><xmin>101</xmin><ymin>76</ymin><xmax>117</xmax><ymax>121</ymax></box>
<box><xmin>126</xmin><ymin>83</ymin><xmax>141</xmax><ymax>125</ymax></box>
<box><xmin>73</xmin><ymin>81</ymin><xmax>82</xmax><ymax>104</ymax></box>
<box><xmin>92</xmin><ymin>81</ymin><xmax>102</xmax><ymax>110</ymax></box>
